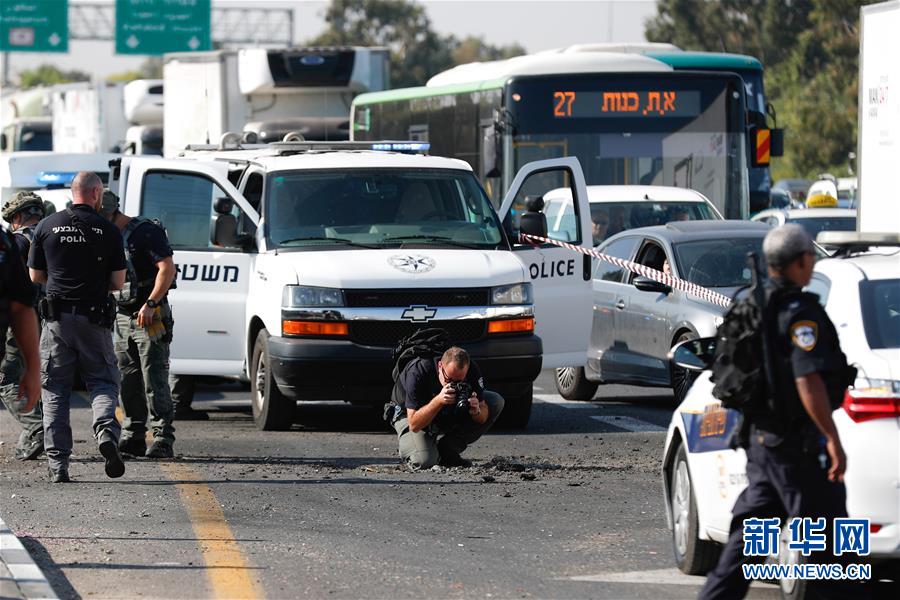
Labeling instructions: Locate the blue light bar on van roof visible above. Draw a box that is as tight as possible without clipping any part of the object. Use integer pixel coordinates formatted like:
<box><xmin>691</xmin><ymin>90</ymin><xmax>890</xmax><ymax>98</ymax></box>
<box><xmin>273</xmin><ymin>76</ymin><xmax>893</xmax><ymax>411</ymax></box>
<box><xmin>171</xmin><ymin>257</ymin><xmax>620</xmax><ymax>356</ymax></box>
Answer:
<box><xmin>370</xmin><ymin>142</ymin><xmax>430</xmax><ymax>152</ymax></box>
<box><xmin>37</xmin><ymin>171</ymin><xmax>78</xmax><ymax>186</ymax></box>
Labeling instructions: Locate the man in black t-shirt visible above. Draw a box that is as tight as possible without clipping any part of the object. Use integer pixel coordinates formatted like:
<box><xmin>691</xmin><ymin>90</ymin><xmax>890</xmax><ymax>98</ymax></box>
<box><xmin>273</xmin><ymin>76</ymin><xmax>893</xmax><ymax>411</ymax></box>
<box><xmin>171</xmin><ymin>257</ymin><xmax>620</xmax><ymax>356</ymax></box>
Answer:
<box><xmin>101</xmin><ymin>191</ymin><xmax>177</xmax><ymax>459</ymax></box>
<box><xmin>28</xmin><ymin>171</ymin><xmax>127</xmax><ymax>483</ymax></box>
<box><xmin>393</xmin><ymin>346</ymin><xmax>504</xmax><ymax>469</ymax></box>
<box><xmin>0</xmin><ymin>191</ymin><xmax>46</xmax><ymax>460</ymax></box>
<box><xmin>0</xmin><ymin>225</ymin><xmax>41</xmax><ymax>457</ymax></box>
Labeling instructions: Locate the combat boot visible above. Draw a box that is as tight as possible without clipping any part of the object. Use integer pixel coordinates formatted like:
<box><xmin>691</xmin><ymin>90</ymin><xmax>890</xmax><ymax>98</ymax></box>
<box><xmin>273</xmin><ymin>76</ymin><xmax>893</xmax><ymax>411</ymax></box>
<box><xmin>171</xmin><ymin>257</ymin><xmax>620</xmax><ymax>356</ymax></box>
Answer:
<box><xmin>15</xmin><ymin>437</ymin><xmax>44</xmax><ymax>461</ymax></box>
<box><xmin>118</xmin><ymin>435</ymin><xmax>147</xmax><ymax>457</ymax></box>
<box><xmin>98</xmin><ymin>430</ymin><xmax>125</xmax><ymax>478</ymax></box>
<box><xmin>48</xmin><ymin>468</ymin><xmax>71</xmax><ymax>483</ymax></box>
<box><xmin>145</xmin><ymin>439</ymin><xmax>174</xmax><ymax>459</ymax></box>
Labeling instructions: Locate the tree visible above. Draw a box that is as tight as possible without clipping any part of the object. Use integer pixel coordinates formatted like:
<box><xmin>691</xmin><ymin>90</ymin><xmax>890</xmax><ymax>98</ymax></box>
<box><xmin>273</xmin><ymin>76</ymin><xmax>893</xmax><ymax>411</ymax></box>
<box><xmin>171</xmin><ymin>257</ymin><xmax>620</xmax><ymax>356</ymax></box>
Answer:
<box><xmin>18</xmin><ymin>64</ymin><xmax>89</xmax><ymax>89</ymax></box>
<box><xmin>645</xmin><ymin>0</ymin><xmax>875</xmax><ymax>179</ymax></box>
<box><xmin>309</xmin><ymin>0</ymin><xmax>454</xmax><ymax>88</ymax></box>
<box><xmin>308</xmin><ymin>1</ymin><xmax>525</xmax><ymax>88</ymax></box>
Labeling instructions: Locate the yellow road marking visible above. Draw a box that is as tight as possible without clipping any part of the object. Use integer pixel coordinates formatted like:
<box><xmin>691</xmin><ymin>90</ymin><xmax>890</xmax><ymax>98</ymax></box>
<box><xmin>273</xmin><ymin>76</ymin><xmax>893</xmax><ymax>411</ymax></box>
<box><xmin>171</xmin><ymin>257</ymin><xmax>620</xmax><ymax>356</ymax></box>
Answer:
<box><xmin>160</xmin><ymin>462</ymin><xmax>264</xmax><ymax>600</ymax></box>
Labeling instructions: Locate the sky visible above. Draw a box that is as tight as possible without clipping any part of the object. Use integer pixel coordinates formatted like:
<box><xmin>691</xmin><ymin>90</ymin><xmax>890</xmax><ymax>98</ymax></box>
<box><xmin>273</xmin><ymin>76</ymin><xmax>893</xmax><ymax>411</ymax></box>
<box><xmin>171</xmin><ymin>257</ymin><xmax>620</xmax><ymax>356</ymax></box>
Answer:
<box><xmin>0</xmin><ymin>0</ymin><xmax>658</xmax><ymax>83</ymax></box>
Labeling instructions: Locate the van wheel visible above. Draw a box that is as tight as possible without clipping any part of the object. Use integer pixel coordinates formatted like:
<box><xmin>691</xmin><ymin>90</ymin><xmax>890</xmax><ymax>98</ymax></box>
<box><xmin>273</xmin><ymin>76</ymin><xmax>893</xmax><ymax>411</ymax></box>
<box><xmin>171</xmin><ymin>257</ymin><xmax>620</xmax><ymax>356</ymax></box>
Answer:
<box><xmin>554</xmin><ymin>366</ymin><xmax>599</xmax><ymax>400</ymax></box>
<box><xmin>250</xmin><ymin>329</ymin><xmax>294</xmax><ymax>431</ymax></box>
<box><xmin>671</xmin><ymin>332</ymin><xmax>698</xmax><ymax>404</ymax></box>
<box><xmin>497</xmin><ymin>388</ymin><xmax>533</xmax><ymax>429</ymax></box>
<box><xmin>671</xmin><ymin>445</ymin><xmax>721</xmax><ymax>575</ymax></box>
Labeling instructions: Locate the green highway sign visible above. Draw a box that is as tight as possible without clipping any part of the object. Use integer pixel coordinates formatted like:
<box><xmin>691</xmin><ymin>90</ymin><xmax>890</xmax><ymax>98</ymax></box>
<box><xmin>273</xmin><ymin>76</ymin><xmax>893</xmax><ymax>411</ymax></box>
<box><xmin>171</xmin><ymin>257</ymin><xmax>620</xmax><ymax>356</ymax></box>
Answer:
<box><xmin>116</xmin><ymin>0</ymin><xmax>211</xmax><ymax>55</ymax></box>
<box><xmin>0</xmin><ymin>0</ymin><xmax>68</xmax><ymax>53</ymax></box>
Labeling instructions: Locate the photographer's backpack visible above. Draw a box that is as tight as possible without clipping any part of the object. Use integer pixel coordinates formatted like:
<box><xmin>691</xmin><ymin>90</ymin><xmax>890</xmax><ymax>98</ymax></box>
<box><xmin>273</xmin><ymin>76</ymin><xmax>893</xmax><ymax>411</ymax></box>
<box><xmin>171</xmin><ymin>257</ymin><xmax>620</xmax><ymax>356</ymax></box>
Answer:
<box><xmin>384</xmin><ymin>328</ymin><xmax>451</xmax><ymax>423</ymax></box>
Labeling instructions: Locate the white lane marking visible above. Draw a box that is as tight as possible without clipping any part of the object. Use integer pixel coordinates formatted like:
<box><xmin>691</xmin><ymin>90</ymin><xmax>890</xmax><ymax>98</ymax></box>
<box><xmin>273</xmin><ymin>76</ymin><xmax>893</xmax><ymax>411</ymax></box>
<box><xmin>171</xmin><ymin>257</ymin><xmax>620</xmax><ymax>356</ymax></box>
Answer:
<box><xmin>567</xmin><ymin>567</ymin><xmax>702</xmax><ymax>585</ymax></box>
<box><xmin>591</xmin><ymin>415</ymin><xmax>666</xmax><ymax>432</ymax></box>
<box><xmin>534</xmin><ymin>393</ymin><xmax>599</xmax><ymax>409</ymax></box>
<box><xmin>566</xmin><ymin>567</ymin><xmax>774</xmax><ymax>589</ymax></box>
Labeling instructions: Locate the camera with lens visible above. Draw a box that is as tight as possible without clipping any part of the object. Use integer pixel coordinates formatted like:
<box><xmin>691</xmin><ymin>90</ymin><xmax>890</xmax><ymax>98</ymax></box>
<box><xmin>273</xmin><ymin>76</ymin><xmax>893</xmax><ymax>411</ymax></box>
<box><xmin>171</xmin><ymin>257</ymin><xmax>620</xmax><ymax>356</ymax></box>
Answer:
<box><xmin>450</xmin><ymin>381</ymin><xmax>474</xmax><ymax>417</ymax></box>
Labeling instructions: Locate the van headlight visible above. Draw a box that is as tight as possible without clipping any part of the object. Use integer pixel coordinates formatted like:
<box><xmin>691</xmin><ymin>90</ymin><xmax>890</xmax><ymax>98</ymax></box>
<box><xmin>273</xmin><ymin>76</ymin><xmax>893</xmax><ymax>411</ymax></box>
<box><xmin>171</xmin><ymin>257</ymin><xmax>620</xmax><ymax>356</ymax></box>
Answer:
<box><xmin>491</xmin><ymin>283</ymin><xmax>533</xmax><ymax>305</ymax></box>
<box><xmin>282</xmin><ymin>285</ymin><xmax>344</xmax><ymax>307</ymax></box>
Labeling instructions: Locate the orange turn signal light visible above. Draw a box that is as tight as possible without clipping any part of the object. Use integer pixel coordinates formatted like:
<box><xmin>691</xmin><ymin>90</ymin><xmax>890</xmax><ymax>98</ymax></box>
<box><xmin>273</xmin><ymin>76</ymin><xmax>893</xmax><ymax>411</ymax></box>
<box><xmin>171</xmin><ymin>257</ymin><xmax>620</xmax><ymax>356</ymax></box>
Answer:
<box><xmin>283</xmin><ymin>320</ymin><xmax>349</xmax><ymax>337</ymax></box>
<box><xmin>487</xmin><ymin>318</ymin><xmax>534</xmax><ymax>334</ymax></box>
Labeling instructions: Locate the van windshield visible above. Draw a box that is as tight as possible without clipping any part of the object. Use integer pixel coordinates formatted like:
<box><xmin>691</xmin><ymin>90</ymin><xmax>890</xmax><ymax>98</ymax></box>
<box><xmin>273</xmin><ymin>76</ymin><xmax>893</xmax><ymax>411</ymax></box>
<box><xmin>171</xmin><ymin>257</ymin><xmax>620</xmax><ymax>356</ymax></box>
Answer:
<box><xmin>265</xmin><ymin>169</ymin><xmax>505</xmax><ymax>249</ymax></box>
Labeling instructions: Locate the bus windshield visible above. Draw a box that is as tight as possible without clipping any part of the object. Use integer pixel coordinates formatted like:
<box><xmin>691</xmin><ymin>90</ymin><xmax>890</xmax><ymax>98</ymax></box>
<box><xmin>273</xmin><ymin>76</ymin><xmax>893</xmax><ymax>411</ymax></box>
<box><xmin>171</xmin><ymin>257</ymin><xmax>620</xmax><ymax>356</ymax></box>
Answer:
<box><xmin>507</xmin><ymin>73</ymin><xmax>748</xmax><ymax>219</ymax></box>
<box><xmin>265</xmin><ymin>169</ymin><xmax>505</xmax><ymax>249</ymax></box>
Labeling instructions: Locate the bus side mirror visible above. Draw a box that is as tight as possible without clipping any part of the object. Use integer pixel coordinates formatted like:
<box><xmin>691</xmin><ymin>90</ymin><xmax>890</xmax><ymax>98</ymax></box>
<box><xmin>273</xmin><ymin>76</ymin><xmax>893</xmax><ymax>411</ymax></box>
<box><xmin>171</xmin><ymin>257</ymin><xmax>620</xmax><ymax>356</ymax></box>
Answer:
<box><xmin>770</xmin><ymin>128</ymin><xmax>784</xmax><ymax>157</ymax></box>
<box><xmin>0</xmin><ymin>133</ymin><xmax>6</xmax><ymax>151</ymax></box>
<box><xmin>482</xmin><ymin>125</ymin><xmax>501</xmax><ymax>179</ymax></box>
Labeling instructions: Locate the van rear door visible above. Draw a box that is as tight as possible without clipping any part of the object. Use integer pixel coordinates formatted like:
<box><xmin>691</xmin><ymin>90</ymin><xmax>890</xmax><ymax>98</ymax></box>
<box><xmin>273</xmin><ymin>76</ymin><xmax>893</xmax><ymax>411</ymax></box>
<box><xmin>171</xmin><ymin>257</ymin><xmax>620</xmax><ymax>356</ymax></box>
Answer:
<box><xmin>120</xmin><ymin>158</ymin><xmax>259</xmax><ymax>378</ymax></box>
<box><xmin>498</xmin><ymin>157</ymin><xmax>593</xmax><ymax>369</ymax></box>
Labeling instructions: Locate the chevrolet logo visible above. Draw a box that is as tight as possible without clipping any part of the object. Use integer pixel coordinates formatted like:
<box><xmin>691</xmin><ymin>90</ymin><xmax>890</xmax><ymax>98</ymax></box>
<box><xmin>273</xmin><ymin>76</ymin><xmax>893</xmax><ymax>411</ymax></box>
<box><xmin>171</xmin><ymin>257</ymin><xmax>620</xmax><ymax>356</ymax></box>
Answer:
<box><xmin>401</xmin><ymin>305</ymin><xmax>437</xmax><ymax>323</ymax></box>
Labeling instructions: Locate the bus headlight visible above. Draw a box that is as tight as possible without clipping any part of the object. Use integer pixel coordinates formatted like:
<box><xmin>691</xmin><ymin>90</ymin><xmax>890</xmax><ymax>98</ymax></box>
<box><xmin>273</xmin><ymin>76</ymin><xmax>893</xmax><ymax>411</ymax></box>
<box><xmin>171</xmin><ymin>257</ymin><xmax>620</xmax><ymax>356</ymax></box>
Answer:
<box><xmin>282</xmin><ymin>285</ymin><xmax>345</xmax><ymax>307</ymax></box>
<box><xmin>491</xmin><ymin>283</ymin><xmax>533</xmax><ymax>305</ymax></box>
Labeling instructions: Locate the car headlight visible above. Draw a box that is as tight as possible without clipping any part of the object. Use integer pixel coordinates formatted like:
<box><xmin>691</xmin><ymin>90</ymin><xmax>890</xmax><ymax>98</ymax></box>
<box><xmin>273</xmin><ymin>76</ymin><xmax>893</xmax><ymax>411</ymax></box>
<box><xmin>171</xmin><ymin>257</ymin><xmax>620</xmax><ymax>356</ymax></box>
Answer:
<box><xmin>491</xmin><ymin>283</ymin><xmax>533</xmax><ymax>305</ymax></box>
<box><xmin>282</xmin><ymin>285</ymin><xmax>344</xmax><ymax>307</ymax></box>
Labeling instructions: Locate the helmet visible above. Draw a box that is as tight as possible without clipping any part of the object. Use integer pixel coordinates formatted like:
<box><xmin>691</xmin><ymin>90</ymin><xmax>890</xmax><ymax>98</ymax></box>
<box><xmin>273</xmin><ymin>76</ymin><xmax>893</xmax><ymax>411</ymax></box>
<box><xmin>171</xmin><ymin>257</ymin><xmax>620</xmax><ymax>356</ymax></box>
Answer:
<box><xmin>101</xmin><ymin>189</ymin><xmax>119</xmax><ymax>217</ymax></box>
<box><xmin>2</xmin><ymin>190</ymin><xmax>45</xmax><ymax>222</ymax></box>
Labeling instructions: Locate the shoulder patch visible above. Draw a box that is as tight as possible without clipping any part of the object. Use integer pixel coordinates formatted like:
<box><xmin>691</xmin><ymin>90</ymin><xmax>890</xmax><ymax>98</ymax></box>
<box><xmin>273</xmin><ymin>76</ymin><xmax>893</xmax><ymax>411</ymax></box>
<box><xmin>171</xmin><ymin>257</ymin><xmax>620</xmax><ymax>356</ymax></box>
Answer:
<box><xmin>790</xmin><ymin>320</ymin><xmax>818</xmax><ymax>352</ymax></box>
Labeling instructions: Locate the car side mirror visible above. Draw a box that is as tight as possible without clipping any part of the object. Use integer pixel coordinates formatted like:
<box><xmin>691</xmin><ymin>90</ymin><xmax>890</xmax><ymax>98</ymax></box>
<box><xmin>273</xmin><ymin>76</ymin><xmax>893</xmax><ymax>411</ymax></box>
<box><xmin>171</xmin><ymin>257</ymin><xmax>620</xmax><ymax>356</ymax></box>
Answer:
<box><xmin>633</xmin><ymin>275</ymin><xmax>671</xmax><ymax>295</ymax></box>
<box><xmin>668</xmin><ymin>337</ymin><xmax>716</xmax><ymax>372</ymax></box>
<box><xmin>0</xmin><ymin>133</ymin><xmax>7</xmax><ymax>151</ymax></box>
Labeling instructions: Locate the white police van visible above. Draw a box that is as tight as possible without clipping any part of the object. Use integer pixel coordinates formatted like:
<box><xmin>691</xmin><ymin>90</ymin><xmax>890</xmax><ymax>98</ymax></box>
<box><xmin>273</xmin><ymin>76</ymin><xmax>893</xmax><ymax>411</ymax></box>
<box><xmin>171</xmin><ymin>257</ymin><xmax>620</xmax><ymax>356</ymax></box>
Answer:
<box><xmin>111</xmin><ymin>140</ymin><xmax>596</xmax><ymax>430</ymax></box>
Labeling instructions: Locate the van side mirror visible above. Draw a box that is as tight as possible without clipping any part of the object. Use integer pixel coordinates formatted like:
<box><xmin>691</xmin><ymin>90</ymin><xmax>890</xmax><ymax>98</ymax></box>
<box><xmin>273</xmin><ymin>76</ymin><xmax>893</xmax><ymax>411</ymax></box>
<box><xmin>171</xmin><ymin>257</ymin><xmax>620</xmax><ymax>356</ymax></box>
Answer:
<box><xmin>210</xmin><ymin>197</ymin><xmax>242</xmax><ymax>248</ymax></box>
<box><xmin>0</xmin><ymin>133</ymin><xmax>6</xmax><ymax>151</ymax></box>
<box><xmin>481</xmin><ymin>125</ymin><xmax>501</xmax><ymax>178</ymax></box>
<box><xmin>668</xmin><ymin>337</ymin><xmax>717</xmax><ymax>372</ymax></box>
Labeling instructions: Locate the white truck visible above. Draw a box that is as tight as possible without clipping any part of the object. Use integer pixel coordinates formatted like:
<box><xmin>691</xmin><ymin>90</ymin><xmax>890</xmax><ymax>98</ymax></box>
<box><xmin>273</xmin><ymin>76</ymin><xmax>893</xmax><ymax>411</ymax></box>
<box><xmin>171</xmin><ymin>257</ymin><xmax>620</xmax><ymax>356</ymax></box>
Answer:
<box><xmin>857</xmin><ymin>0</ymin><xmax>900</xmax><ymax>233</ymax></box>
<box><xmin>1</xmin><ymin>86</ymin><xmax>53</xmax><ymax>152</ymax></box>
<box><xmin>163</xmin><ymin>47</ymin><xmax>389</xmax><ymax>157</ymax></box>
<box><xmin>123</xmin><ymin>79</ymin><xmax>164</xmax><ymax>156</ymax></box>
<box><xmin>51</xmin><ymin>81</ymin><xmax>129</xmax><ymax>154</ymax></box>
<box><xmin>111</xmin><ymin>140</ymin><xmax>598</xmax><ymax>430</ymax></box>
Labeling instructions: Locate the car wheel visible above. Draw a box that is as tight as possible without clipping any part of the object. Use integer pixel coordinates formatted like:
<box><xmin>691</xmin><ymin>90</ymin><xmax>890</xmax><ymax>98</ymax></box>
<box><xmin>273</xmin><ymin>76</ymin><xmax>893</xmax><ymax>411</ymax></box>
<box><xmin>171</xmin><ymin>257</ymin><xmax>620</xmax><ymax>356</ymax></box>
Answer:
<box><xmin>250</xmin><ymin>329</ymin><xmax>295</xmax><ymax>431</ymax></box>
<box><xmin>554</xmin><ymin>366</ymin><xmax>599</xmax><ymax>401</ymax></box>
<box><xmin>671</xmin><ymin>445</ymin><xmax>721</xmax><ymax>575</ymax></box>
<box><xmin>778</xmin><ymin>526</ymin><xmax>808</xmax><ymax>599</ymax></box>
<box><xmin>497</xmin><ymin>387</ymin><xmax>533</xmax><ymax>429</ymax></box>
<box><xmin>671</xmin><ymin>332</ymin><xmax>698</xmax><ymax>404</ymax></box>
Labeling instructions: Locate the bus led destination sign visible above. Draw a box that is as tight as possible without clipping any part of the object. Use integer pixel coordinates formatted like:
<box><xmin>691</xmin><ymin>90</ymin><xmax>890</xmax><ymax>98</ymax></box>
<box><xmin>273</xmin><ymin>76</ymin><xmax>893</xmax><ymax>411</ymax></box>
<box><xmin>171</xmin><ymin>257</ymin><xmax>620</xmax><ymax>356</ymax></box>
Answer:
<box><xmin>552</xmin><ymin>90</ymin><xmax>701</xmax><ymax>118</ymax></box>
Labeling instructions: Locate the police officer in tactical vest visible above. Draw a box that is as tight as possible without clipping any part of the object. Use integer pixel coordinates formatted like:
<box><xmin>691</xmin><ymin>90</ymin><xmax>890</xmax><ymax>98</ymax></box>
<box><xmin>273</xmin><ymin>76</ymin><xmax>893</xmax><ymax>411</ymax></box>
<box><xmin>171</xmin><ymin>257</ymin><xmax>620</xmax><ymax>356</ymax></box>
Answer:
<box><xmin>27</xmin><ymin>172</ymin><xmax>127</xmax><ymax>483</ymax></box>
<box><xmin>700</xmin><ymin>224</ymin><xmax>861</xmax><ymax>599</ymax></box>
<box><xmin>100</xmin><ymin>190</ymin><xmax>178</xmax><ymax>458</ymax></box>
<box><xmin>0</xmin><ymin>222</ymin><xmax>42</xmax><ymax>460</ymax></box>
<box><xmin>0</xmin><ymin>191</ymin><xmax>46</xmax><ymax>459</ymax></box>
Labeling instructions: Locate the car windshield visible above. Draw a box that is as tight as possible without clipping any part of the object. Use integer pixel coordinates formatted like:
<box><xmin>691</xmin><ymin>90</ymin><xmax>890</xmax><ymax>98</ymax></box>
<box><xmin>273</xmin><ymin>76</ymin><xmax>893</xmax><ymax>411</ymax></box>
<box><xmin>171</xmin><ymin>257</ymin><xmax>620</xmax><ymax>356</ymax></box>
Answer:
<box><xmin>591</xmin><ymin>201</ymin><xmax>718</xmax><ymax>244</ymax></box>
<box><xmin>787</xmin><ymin>216</ymin><xmax>856</xmax><ymax>239</ymax></box>
<box><xmin>265</xmin><ymin>169</ymin><xmax>504</xmax><ymax>249</ymax></box>
<box><xmin>860</xmin><ymin>279</ymin><xmax>900</xmax><ymax>350</ymax></box>
<box><xmin>673</xmin><ymin>237</ymin><xmax>765</xmax><ymax>288</ymax></box>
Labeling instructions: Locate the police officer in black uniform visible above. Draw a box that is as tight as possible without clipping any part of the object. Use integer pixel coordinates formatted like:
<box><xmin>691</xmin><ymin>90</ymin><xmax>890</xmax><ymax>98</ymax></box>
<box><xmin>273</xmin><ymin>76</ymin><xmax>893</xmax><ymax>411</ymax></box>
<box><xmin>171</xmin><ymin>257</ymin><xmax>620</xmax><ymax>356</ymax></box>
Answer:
<box><xmin>28</xmin><ymin>172</ymin><xmax>128</xmax><ymax>483</ymax></box>
<box><xmin>0</xmin><ymin>191</ymin><xmax>46</xmax><ymax>459</ymax></box>
<box><xmin>700</xmin><ymin>224</ymin><xmax>861</xmax><ymax>599</ymax></box>
<box><xmin>0</xmin><ymin>224</ymin><xmax>42</xmax><ymax>449</ymax></box>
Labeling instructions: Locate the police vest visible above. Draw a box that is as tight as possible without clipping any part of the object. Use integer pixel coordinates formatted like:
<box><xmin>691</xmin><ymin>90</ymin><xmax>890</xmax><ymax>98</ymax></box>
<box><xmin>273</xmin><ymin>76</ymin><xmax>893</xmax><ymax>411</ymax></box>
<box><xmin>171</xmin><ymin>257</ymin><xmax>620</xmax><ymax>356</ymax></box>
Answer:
<box><xmin>113</xmin><ymin>217</ymin><xmax>172</xmax><ymax>307</ymax></box>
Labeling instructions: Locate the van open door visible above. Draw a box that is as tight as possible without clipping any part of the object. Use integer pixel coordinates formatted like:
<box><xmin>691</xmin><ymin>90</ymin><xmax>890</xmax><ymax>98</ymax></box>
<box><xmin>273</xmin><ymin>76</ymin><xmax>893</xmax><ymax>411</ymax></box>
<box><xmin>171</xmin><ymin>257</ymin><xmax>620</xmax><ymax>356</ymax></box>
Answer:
<box><xmin>119</xmin><ymin>157</ymin><xmax>259</xmax><ymax>378</ymax></box>
<box><xmin>498</xmin><ymin>157</ymin><xmax>593</xmax><ymax>369</ymax></box>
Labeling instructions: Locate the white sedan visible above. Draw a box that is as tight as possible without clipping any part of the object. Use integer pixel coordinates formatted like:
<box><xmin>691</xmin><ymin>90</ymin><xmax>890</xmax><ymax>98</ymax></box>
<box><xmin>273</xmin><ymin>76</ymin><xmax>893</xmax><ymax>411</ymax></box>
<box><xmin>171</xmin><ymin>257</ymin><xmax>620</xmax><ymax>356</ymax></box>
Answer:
<box><xmin>661</xmin><ymin>233</ymin><xmax>900</xmax><ymax>583</ymax></box>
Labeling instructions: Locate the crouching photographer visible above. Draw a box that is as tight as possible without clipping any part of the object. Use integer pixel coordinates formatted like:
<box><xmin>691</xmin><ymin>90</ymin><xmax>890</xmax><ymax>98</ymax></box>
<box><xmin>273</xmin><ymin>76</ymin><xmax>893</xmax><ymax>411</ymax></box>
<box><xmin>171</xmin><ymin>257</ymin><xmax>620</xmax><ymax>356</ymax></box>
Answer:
<box><xmin>391</xmin><ymin>346</ymin><xmax>504</xmax><ymax>469</ymax></box>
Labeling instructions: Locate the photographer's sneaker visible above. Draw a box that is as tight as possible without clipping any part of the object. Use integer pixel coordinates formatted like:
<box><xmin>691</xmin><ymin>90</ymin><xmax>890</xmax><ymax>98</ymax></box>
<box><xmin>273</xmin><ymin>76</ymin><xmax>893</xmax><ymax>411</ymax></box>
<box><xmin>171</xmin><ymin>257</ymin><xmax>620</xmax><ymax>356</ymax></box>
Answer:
<box><xmin>98</xmin><ymin>431</ymin><xmax>125</xmax><ymax>478</ymax></box>
<box><xmin>438</xmin><ymin>452</ymin><xmax>472</xmax><ymax>468</ymax></box>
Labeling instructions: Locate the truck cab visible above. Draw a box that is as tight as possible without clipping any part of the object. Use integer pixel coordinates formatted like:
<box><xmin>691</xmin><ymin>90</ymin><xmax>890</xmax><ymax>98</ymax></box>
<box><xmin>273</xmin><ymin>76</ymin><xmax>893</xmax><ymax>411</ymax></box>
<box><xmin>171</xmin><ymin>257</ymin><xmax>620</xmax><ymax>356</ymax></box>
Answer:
<box><xmin>112</xmin><ymin>141</ymin><xmax>597</xmax><ymax>430</ymax></box>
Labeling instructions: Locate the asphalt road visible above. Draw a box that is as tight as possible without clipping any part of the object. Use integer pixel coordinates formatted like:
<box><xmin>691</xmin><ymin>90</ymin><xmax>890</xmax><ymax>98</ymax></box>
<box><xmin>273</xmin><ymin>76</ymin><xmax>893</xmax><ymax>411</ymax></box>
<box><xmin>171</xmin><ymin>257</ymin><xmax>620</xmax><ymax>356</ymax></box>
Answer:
<box><xmin>0</xmin><ymin>371</ymin><xmax>782</xmax><ymax>599</ymax></box>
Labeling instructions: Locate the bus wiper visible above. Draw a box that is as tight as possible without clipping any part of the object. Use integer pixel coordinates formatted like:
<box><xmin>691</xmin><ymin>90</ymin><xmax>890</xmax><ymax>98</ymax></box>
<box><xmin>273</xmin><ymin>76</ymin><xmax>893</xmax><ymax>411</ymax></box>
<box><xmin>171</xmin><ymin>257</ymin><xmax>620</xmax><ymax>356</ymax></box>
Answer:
<box><xmin>278</xmin><ymin>236</ymin><xmax>377</xmax><ymax>248</ymax></box>
<box><xmin>379</xmin><ymin>234</ymin><xmax>481</xmax><ymax>249</ymax></box>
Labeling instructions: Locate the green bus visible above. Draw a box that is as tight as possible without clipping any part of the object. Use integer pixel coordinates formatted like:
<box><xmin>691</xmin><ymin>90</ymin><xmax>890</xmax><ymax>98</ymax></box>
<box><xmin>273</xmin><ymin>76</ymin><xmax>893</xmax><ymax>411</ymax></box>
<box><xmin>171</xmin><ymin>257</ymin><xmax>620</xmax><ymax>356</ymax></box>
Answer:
<box><xmin>352</xmin><ymin>49</ymin><xmax>772</xmax><ymax>219</ymax></box>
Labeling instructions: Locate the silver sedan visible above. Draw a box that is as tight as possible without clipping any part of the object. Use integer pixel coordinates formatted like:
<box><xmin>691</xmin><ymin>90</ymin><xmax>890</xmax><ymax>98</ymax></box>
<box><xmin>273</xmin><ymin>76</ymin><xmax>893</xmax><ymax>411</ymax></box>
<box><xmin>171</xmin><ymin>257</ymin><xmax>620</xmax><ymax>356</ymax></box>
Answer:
<box><xmin>555</xmin><ymin>220</ymin><xmax>772</xmax><ymax>403</ymax></box>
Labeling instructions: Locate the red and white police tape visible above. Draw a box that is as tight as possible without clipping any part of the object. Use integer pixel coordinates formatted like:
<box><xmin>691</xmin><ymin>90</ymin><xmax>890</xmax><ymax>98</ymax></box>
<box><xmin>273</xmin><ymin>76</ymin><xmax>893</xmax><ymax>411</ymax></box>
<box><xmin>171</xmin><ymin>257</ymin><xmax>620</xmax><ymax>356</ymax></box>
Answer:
<box><xmin>519</xmin><ymin>232</ymin><xmax>734</xmax><ymax>309</ymax></box>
